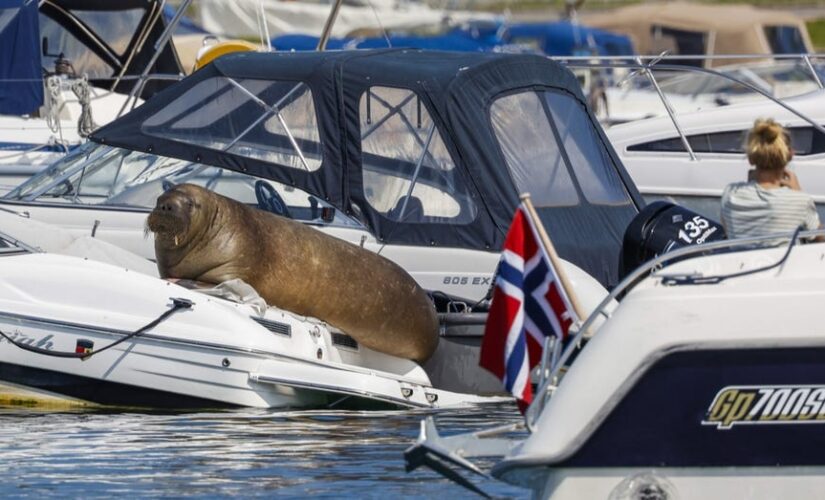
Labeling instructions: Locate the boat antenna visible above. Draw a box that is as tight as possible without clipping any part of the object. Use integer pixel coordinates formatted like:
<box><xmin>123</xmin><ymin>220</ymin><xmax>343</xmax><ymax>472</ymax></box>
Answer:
<box><xmin>366</xmin><ymin>0</ymin><xmax>392</xmax><ymax>48</ymax></box>
<box><xmin>317</xmin><ymin>0</ymin><xmax>345</xmax><ymax>50</ymax></box>
<box><xmin>257</xmin><ymin>0</ymin><xmax>273</xmax><ymax>52</ymax></box>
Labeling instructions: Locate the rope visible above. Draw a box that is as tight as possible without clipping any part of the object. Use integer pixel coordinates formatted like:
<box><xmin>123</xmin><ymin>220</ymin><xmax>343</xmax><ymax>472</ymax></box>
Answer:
<box><xmin>71</xmin><ymin>76</ymin><xmax>98</xmax><ymax>138</ymax></box>
<box><xmin>0</xmin><ymin>297</ymin><xmax>192</xmax><ymax>361</ymax></box>
<box><xmin>44</xmin><ymin>75</ymin><xmax>62</xmax><ymax>134</ymax></box>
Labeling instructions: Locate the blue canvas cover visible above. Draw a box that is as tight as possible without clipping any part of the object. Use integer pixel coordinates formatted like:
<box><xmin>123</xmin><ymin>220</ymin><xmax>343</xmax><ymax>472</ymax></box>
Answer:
<box><xmin>0</xmin><ymin>0</ymin><xmax>42</xmax><ymax>115</ymax></box>
<box><xmin>504</xmin><ymin>22</ymin><xmax>634</xmax><ymax>56</ymax></box>
<box><xmin>273</xmin><ymin>21</ymin><xmax>633</xmax><ymax>57</ymax></box>
<box><xmin>272</xmin><ymin>31</ymin><xmax>494</xmax><ymax>52</ymax></box>
<box><xmin>162</xmin><ymin>5</ymin><xmax>208</xmax><ymax>35</ymax></box>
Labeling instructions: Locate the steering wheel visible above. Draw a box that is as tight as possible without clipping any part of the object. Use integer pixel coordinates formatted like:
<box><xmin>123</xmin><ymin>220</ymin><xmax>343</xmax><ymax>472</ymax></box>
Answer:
<box><xmin>255</xmin><ymin>180</ymin><xmax>292</xmax><ymax>218</ymax></box>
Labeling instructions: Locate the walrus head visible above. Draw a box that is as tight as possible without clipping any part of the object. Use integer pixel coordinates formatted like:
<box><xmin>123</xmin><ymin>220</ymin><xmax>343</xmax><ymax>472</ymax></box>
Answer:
<box><xmin>146</xmin><ymin>184</ymin><xmax>209</xmax><ymax>248</ymax></box>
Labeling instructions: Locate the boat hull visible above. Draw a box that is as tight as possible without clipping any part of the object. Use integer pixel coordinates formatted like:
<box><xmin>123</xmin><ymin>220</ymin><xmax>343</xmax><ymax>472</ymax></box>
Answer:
<box><xmin>510</xmin><ymin>466</ymin><xmax>825</xmax><ymax>500</ymax></box>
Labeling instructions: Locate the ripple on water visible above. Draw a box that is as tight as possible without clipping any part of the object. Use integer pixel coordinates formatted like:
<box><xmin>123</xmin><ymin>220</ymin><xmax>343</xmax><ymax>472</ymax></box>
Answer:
<box><xmin>0</xmin><ymin>403</ymin><xmax>529</xmax><ymax>498</ymax></box>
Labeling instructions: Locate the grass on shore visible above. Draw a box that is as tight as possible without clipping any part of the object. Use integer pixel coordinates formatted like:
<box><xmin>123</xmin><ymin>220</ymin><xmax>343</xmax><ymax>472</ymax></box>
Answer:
<box><xmin>808</xmin><ymin>19</ymin><xmax>825</xmax><ymax>52</ymax></box>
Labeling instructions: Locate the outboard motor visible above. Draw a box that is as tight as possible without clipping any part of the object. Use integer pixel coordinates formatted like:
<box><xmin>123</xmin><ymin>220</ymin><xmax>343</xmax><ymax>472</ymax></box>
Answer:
<box><xmin>619</xmin><ymin>201</ymin><xmax>726</xmax><ymax>279</ymax></box>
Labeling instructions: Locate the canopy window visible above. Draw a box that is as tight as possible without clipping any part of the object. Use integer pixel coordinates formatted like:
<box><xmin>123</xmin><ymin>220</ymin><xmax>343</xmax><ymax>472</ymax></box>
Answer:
<box><xmin>764</xmin><ymin>26</ymin><xmax>807</xmax><ymax>54</ymax></box>
<box><xmin>490</xmin><ymin>92</ymin><xmax>579</xmax><ymax>207</ymax></box>
<box><xmin>359</xmin><ymin>86</ymin><xmax>477</xmax><ymax>224</ymax></box>
<box><xmin>490</xmin><ymin>88</ymin><xmax>636</xmax><ymax>287</ymax></box>
<box><xmin>39</xmin><ymin>11</ymin><xmax>112</xmax><ymax>78</ymax></box>
<box><xmin>651</xmin><ymin>26</ymin><xmax>706</xmax><ymax>68</ymax></box>
<box><xmin>491</xmin><ymin>90</ymin><xmax>631</xmax><ymax>208</ymax></box>
<box><xmin>142</xmin><ymin>77</ymin><xmax>323</xmax><ymax>172</ymax></box>
<box><xmin>71</xmin><ymin>9</ymin><xmax>144</xmax><ymax>57</ymax></box>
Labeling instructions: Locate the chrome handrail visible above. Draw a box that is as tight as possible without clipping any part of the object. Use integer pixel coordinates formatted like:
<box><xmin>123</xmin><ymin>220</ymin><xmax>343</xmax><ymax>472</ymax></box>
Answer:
<box><xmin>556</xmin><ymin>53</ymin><xmax>825</xmax><ymax>164</ymax></box>
<box><xmin>524</xmin><ymin>228</ymin><xmax>825</xmax><ymax>430</ymax></box>
<box><xmin>555</xmin><ymin>53</ymin><xmax>825</xmax><ymax>63</ymax></box>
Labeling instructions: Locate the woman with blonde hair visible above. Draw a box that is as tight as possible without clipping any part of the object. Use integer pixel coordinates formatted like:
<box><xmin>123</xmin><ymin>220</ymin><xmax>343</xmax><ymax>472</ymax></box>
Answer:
<box><xmin>721</xmin><ymin>118</ymin><xmax>821</xmax><ymax>240</ymax></box>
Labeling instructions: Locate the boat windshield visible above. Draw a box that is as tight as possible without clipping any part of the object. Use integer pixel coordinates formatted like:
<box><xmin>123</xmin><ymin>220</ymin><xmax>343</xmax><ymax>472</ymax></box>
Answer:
<box><xmin>643</xmin><ymin>61</ymin><xmax>825</xmax><ymax>99</ymax></box>
<box><xmin>4</xmin><ymin>142</ymin><xmax>363</xmax><ymax>228</ymax></box>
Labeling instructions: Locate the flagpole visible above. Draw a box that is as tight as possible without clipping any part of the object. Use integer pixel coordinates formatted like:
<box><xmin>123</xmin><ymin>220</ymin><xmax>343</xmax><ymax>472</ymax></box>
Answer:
<box><xmin>519</xmin><ymin>193</ymin><xmax>587</xmax><ymax>323</ymax></box>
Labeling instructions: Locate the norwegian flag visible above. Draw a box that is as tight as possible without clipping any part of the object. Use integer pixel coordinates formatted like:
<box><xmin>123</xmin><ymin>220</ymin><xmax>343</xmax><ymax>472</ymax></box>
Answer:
<box><xmin>480</xmin><ymin>203</ymin><xmax>577</xmax><ymax>411</ymax></box>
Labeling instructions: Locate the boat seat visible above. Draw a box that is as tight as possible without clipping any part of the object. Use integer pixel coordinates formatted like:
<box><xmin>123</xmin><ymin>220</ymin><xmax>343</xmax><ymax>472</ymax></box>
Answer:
<box><xmin>387</xmin><ymin>195</ymin><xmax>424</xmax><ymax>222</ymax></box>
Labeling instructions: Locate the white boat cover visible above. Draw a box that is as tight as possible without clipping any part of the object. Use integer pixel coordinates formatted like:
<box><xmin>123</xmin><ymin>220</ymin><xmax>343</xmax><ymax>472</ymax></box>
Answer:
<box><xmin>0</xmin><ymin>210</ymin><xmax>158</xmax><ymax>277</ymax></box>
<box><xmin>196</xmin><ymin>0</ymin><xmax>487</xmax><ymax>39</ymax></box>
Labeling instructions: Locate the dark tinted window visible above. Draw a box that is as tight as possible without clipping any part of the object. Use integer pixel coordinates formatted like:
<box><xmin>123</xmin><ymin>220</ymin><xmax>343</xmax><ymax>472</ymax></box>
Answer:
<box><xmin>650</xmin><ymin>25</ymin><xmax>706</xmax><ymax>67</ymax></box>
<box><xmin>628</xmin><ymin>127</ymin><xmax>825</xmax><ymax>156</ymax></box>
<box><xmin>764</xmin><ymin>26</ymin><xmax>806</xmax><ymax>54</ymax></box>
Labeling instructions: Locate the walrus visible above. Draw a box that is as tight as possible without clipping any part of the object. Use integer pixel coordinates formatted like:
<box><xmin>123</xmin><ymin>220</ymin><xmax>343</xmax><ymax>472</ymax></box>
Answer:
<box><xmin>146</xmin><ymin>183</ymin><xmax>439</xmax><ymax>362</ymax></box>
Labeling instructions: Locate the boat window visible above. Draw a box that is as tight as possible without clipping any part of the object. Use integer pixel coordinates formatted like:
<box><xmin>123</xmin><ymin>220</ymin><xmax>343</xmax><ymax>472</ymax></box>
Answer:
<box><xmin>650</xmin><ymin>25</ymin><xmax>706</xmax><ymax>68</ymax></box>
<box><xmin>39</xmin><ymin>12</ymin><xmax>114</xmax><ymax>78</ymax></box>
<box><xmin>490</xmin><ymin>92</ymin><xmax>579</xmax><ymax>207</ymax></box>
<box><xmin>628</xmin><ymin>127</ymin><xmax>825</xmax><ymax>156</ymax></box>
<box><xmin>72</xmin><ymin>9</ymin><xmax>144</xmax><ymax>56</ymax></box>
<box><xmin>544</xmin><ymin>92</ymin><xmax>630</xmax><ymax>205</ymax></box>
<box><xmin>359</xmin><ymin>86</ymin><xmax>477</xmax><ymax>224</ymax></box>
<box><xmin>764</xmin><ymin>26</ymin><xmax>807</xmax><ymax>54</ymax></box>
<box><xmin>142</xmin><ymin>77</ymin><xmax>323</xmax><ymax>172</ymax></box>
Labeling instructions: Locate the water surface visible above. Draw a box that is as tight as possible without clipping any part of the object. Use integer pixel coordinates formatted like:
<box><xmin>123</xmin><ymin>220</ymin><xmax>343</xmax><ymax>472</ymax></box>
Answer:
<box><xmin>0</xmin><ymin>403</ymin><xmax>528</xmax><ymax>498</ymax></box>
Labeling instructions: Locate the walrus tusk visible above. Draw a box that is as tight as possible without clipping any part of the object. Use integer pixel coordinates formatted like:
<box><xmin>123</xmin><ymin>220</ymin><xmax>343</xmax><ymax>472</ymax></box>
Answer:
<box><xmin>147</xmin><ymin>184</ymin><xmax>439</xmax><ymax>362</ymax></box>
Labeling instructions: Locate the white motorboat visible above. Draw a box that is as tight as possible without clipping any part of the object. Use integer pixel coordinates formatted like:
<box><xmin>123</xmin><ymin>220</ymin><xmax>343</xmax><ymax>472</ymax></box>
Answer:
<box><xmin>0</xmin><ymin>241</ymin><xmax>499</xmax><ymax>409</ymax></box>
<box><xmin>592</xmin><ymin>58</ymin><xmax>825</xmax><ymax>126</ymax></box>
<box><xmin>0</xmin><ymin>0</ymin><xmax>184</xmax><ymax>190</ymax></box>
<box><xmin>195</xmin><ymin>0</ymin><xmax>494</xmax><ymax>40</ymax></box>
<box><xmin>608</xmin><ymin>88</ymin><xmax>825</xmax><ymax>219</ymax></box>
<box><xmin>405</xmin><ymin>221</ymin><xmax>825</xmax><ymax>498</ymax></box>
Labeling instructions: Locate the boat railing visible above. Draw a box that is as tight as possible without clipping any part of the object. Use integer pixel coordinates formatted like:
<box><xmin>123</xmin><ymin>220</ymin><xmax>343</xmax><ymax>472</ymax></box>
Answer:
<box><xmin>553</xmin><ymin>52</ymin><xmax>825</xmax><ymax>161</ymax></box>
<box><xmin>525</xmin><ymin>227</ymin><xmax>825</xmax><ymax>430</ymax></box>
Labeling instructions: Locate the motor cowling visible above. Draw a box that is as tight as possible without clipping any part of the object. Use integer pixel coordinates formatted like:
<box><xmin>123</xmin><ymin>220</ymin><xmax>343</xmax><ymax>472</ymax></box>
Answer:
<box><xmin>619</xmin><ymin>201</ymin><xmax>726</xmax><ymax>279</ymax></box>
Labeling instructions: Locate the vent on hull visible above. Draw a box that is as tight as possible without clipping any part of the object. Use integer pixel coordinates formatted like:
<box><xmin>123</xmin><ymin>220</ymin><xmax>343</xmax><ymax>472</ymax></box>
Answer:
<box><xmin>251</xmin><ymin>317</ymin><xmax>292</xmax><ymax>337</ymax></box>
<box><xmin>331</xmin><ymin>332</ymin><xmax>358</xmax><ymax>350</ymax></box>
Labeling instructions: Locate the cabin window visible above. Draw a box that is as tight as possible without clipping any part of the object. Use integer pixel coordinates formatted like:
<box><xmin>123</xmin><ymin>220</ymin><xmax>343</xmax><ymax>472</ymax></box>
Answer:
<box><xmin>764</xmin><ymin>26</ymin><xmax>806</xmax><ymax>54</ymax></box>
<box><xmin>490</xmin><ymin>92</ymin><xmax>579</xmax><ymax>207</ymax></box>
<box><xmin>141</xmin><ymin>77</ymin><xmax>323</xmax><ymax>172</ymax></box>
<box><xmin>628</xmin><ymin>128</ymin><xmax>825</xmax><ymax>156</ymax></box>
<box><xmin>358</xmin><ymin>86</ymin><xmax>477</xmax><ymax>224</ymax></box>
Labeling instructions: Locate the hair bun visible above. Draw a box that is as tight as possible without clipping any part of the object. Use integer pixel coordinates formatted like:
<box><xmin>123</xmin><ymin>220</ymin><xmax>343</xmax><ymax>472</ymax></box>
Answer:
<box><xmin>752</xmin><ymin>119</ymin><xmax>781</xmax><ymax>143</ymax></box>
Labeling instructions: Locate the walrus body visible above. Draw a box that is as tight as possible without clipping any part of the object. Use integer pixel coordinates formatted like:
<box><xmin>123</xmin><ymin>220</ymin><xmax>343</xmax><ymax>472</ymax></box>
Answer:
<box><xmin>146</xmin><ymin>184</ymin><xmax>438</xmax><ymax>362</ymax></box>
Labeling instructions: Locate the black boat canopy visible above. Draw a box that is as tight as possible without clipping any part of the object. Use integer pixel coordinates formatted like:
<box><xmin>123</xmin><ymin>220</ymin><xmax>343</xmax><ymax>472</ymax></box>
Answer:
<box><xmin>92</xmin><ymin>49</ymin><xmax>643</xmax><ymax>287</ymax></box>
<box><xmin>40</xmin><ymin>0</ymin><xmax>182</xmax><ymax>97</ymax></box>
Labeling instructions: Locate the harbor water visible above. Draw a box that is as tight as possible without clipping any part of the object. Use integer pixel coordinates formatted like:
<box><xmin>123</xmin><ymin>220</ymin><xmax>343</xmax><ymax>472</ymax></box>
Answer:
<box><xmin>0</xmin><ymin>402</ymin><xmax>527</xmax><ymax>498</ymax></box>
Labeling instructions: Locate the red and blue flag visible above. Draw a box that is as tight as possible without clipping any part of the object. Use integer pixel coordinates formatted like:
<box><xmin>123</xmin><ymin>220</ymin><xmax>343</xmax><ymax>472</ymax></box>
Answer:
<box><xmin>479</xmin><ymin>203</ymin><xmax>576</xmax><ymax>411</ymax></box>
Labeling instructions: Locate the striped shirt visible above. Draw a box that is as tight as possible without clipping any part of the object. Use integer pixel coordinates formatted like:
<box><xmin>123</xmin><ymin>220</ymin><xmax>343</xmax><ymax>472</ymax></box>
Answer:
<box><xmin>721</xmin><ymin>181</ymin><xmax>820</xmax><ymax>240</ymax></box>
